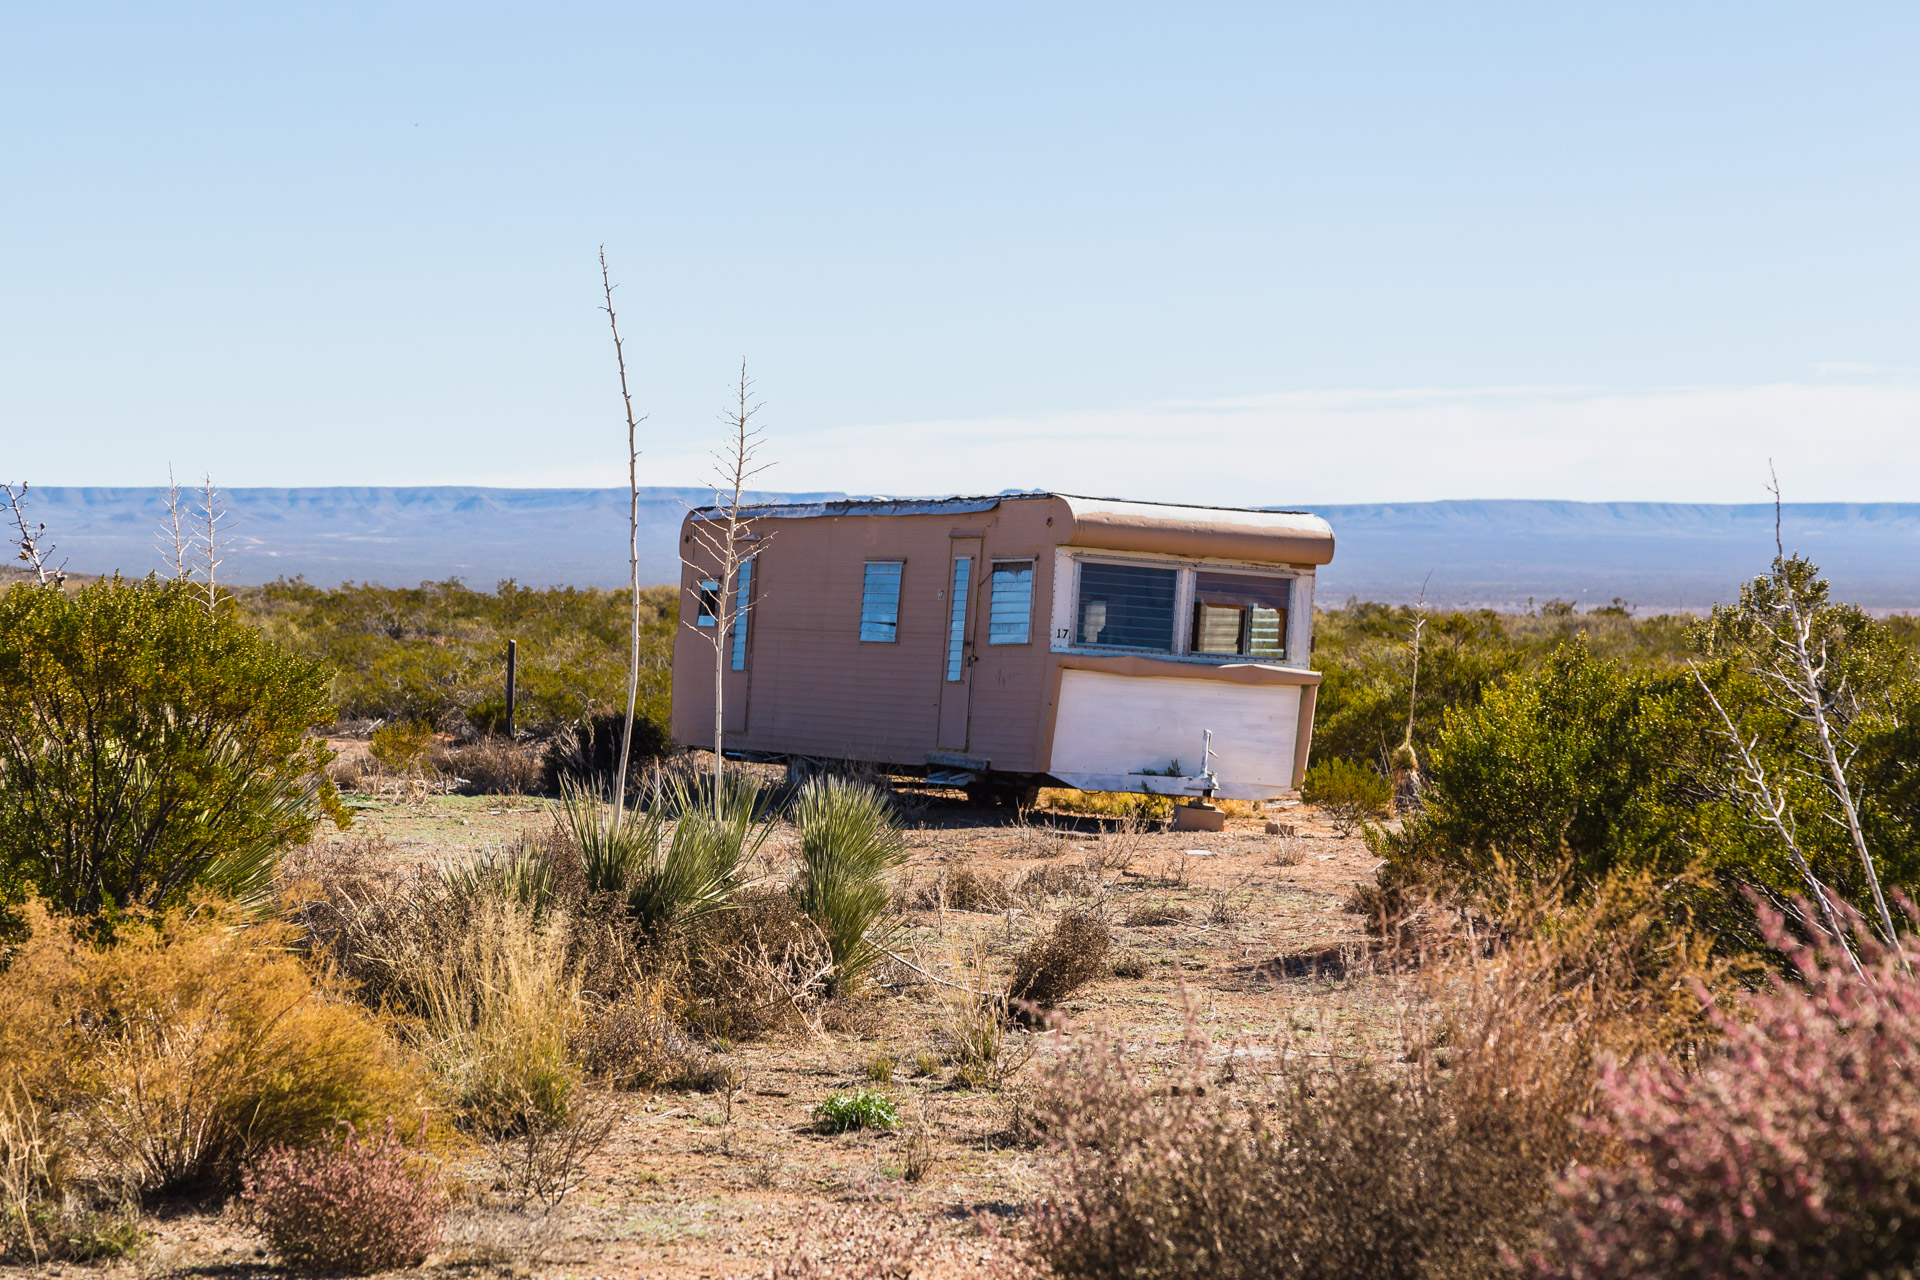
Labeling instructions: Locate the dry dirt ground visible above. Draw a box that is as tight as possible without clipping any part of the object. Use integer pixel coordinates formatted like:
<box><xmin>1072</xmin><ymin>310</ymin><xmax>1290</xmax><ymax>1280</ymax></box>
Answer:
<box><xmin>48</xmin><ymin>779</ymin><xmax>1391</xmax><ymax>1280</ymax></box>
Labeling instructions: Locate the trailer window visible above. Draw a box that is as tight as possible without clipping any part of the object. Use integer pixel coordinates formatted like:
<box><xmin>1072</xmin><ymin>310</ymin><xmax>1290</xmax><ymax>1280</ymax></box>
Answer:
<box><xmin>1075</xmin><ymin>562</ymin><xmax>1176</xmax><ymax>652</ymax></box>
<box><xmin>987</xmin><ymin>562</ymin><xmax>1033</xmax><ymax>645</ymax></box>
<box><xmin>860</xmin><ymin>561</ymin><xmax>903</xmax><ymax>642</ymax></box>
<box><xmin>729</xmin><ymin>558</ymin><xmax>753</xmax><ymax>669</ymax></box>
<box><xmin>1192</xmin><ymin>571</ymin><xmax>1289</xmax><ymax>658</ymax></box>
<box><xmin>944</xmin><ymin>557</ymin><xmax>971</xmax><ymax>679</ymax></box>
<box><xmin>695</xmin><ymin>578</ymin><xmax>721</xmax><ymax>627</ymax></box>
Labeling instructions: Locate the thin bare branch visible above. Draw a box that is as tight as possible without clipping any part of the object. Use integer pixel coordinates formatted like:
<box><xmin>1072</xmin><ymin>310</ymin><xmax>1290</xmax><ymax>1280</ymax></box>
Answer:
<box><xmin>157</xmin><ymin>465</ymin><xmax>189</xmax><ymax>579</ymax></box>
<box><xmin>600</xmin><ymin>247</ymin><xmax>648</xmax><ymax>828</ymax></box>
<box><xmin>3</xmin><ymin>482</ymin><xmax>67</xmax><ymax>587</ymax></box>
<box><xmin>1690</xmin><ymin>662</ymin><xmax>1860</xmax><ymax>974</ymax></box>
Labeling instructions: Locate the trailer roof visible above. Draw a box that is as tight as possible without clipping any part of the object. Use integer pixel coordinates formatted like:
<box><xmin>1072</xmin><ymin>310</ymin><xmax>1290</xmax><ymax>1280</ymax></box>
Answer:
<box><xmin>689</xmin><ymin>492</ymin><xmax>1336</xmax><ymax>566</ymax></box>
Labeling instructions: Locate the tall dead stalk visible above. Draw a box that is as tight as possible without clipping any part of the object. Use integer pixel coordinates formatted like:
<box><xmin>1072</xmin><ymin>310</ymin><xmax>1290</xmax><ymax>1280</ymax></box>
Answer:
<box><xmin>599</xmin><ymin>247</ymin><xmax>647</xmax><ymax>826</ymax></box>
<box><xmin>195</xmin><ymin>474</ymin><xmax>233</xmax><ymax>612</ymax></box>
<box><xmin>683</xmin><ymin>361</ymin><xmax>773</xmax><ymax>813</ymax></box>
<box><xmin>157</xmin><ymin>466</ymin><xmax>190</xmax><ymax>579</ymax></box>
<box><xmin>3</xmin><ymin>482</ymin><xmax>66</xmax><ymax>587</ymax></box>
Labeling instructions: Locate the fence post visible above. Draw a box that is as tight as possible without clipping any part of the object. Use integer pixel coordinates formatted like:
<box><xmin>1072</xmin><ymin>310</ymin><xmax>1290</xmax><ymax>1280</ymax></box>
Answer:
<box><xmin>505</xmin><ymin>639</ymin><xmax>517</xmax><ymax>739</ymax></box>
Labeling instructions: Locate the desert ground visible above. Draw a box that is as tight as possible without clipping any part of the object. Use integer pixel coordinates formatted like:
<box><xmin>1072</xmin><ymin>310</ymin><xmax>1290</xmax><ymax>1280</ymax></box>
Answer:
<box><xmin>71</xmin><ymin>761</ymin><xmax>1386</xmax><ymax>1280</ymax></box>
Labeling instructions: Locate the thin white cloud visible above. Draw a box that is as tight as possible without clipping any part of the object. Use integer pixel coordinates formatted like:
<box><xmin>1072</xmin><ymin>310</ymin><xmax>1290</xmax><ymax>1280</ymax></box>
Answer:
<box><xmin>601</xmin><ymin>381</ymin><xmax>1920</xmax><ymax>506</ymax></box>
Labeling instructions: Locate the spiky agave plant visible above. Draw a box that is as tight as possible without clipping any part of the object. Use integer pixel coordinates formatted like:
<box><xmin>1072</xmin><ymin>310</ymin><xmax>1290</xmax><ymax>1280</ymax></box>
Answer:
<box><xmin>558</xmin><ymin>775</ymin><xmax>768</xmax><ymax>938</ymax></box>
<box><xmin>789</xmin><ymin>777</ymin><xmax>906</xmax><ymax>993</ymax></box>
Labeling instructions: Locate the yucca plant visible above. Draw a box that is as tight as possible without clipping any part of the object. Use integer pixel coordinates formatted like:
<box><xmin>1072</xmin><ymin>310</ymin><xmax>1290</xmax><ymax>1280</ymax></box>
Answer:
<box><xmin>789</xmin><ymin>778</ymin><xmax>906</xmax><ymax>993</ymax></box>
<box><xmin>559</xmin><ymin>775</ymin><xmax>767</xmax><ymax>938</ymax></box>
<box><xmin>438</xmin><ymin>832</ymin><xmax>564</xmax><ymax>916</ymax></box>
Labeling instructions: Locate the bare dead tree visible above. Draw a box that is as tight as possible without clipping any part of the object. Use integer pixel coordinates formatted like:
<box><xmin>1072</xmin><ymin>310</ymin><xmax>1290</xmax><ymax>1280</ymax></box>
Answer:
<box><xmin>683</xmin><ymin>360</ymin><xmax>774</xmax><ymax>813</ymax></box>
<box><xmin>157</xmin><ymin>465</ymin><xmax>190</xmax><ymax>579</ymax></box>
<box><xmin>3</xmin><ymin>481</ymin><xmax>66</xmax><ymax>587</ymax></box>
<box><xmin>600</xmin><ymin>247</ymin><xmax>647</xmax><ymax>826</ymax></box>
<box><xmin>194</xmin><ymin>474</ymin><xmax>234</xmax><ymax>612</ymax></box>
<box><xmin>1697</xmin><ymin>467</ymin><xmax>1903</xmax><ymax>964</ymax></box>
<box><xmin>1690</xmin><ymin>662</ymin><xmax>1860</xmax><ymax>974</ymax></box>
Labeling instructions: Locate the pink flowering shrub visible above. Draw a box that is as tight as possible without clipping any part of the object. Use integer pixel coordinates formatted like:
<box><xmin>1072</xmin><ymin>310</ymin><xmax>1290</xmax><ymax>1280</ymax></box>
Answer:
<box><xmin>241</xmin><ymin>1120</ymin><xmax>448</xmax><ymax>1274</ymax></box>
<box><xmin>1537</xmin><ymin>907</ymin><xmax>1920</xmax><ymax>1279</ymax></box>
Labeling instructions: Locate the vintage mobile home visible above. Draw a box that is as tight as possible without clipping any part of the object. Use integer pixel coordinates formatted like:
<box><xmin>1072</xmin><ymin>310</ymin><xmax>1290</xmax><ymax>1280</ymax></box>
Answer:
<box><xmin>669</xmin><ymin>494</ymin><xmax>1335</xmax><ymax>803</ymax></box>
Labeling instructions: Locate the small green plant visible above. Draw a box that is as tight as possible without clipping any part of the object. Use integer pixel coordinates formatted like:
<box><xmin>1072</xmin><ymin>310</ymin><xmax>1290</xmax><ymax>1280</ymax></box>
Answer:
<box><xmin>909</xmin><ymin>1051</ymin><xmax>942</xmax><ymax>1079</ymax></box>
<box><xmin>863</xmin><ymin>1052</ymin><xmax>896</xmax><ymax>1084</ymax></box>
<box><xmin>814</xmin><ymin>1088</ymin><xmax>899</xmax><ymax>1133</ymax></box>
<box><xmin>1301</xmin><ymin>756</ymin><xmax>1393</xmax><ymax>835</ymax></box>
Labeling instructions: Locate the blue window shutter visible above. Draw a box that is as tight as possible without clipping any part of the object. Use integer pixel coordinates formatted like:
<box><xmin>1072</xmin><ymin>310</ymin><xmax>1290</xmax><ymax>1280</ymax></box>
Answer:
<box><xmin>988</xmin><ymin>562</ymin><xmax>1033</xmax><ymax>645</ymax></box>
<box><xmin>859</xmin><ymin>562</ymin><xmax>903</xmax><ymax>642</ymax></box>
<box><xmin>944</xmin><ymin>557</ymin><xmax>971</xmax><ymax>679</ymax></box>
<box><xmin>730</xmin><ymin>558</ymin><xmax>753</xmax><ymax>670</ymax></box>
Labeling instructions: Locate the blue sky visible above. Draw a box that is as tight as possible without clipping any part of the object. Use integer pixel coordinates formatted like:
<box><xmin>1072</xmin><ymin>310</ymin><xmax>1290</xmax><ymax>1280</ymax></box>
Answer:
<box><xmin>4</xmin><ymin>3</ymin><xmax>1917</xmax><ymax>503</ymax></box>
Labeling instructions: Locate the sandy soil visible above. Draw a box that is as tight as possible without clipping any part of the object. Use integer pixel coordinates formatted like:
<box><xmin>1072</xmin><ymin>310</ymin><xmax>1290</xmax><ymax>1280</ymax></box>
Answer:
<box><xmin>54</xmin><ymin>784</ymin><xmax>1387</xmax><ymax>1280</ymax></box>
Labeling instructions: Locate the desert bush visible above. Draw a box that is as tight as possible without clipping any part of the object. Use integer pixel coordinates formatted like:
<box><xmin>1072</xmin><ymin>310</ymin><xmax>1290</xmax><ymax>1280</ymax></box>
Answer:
<box><xmin>0</xmin><ymin>577</ymin><xmax>345</xmax><ymax>919</ymax></box>
<box><xmin>0</xmin><ymin>1080</ymin><xmax>141</xmax><ymax>1264</ymax></box>
<box><xmin>814</xmin><ymin>1089</ymin><xmax>898</xmax><ymax>1133</ymax></box>
<box><xmin>941</xmin><ymin>989</ymin><xmax>1023</xmax><ymax>1091</ymax></box>
<box><xmin>790</xmin><ymin>778</ymin><xmax>907</xmax><ymax>993</ymax></box>
<box><xmin>912</xmin><ymin>862</ymin><xmax>1012</xmax><ymax>912</ymax></box>
<box><xmin>242</xmin><ymin>577</ymin><xmax>676</xmax><ymax>740</ymax></box>
<box><xmin>574</xmin><ymin>982</ymin><xmax>730</xmax><ymax>1092</ymax></box>
<box><xmin>1301</xmin><ymin>756</ymin><xmax>1393</xmax><ymax>834</ymax></box>
<box><xmin>1034</xmin><ymin>870</ymin><xmax>1732</xmax><ymax>1280</ymax></box>
<box><xmin>434</xmin><ymin>736</ymin><xmax>546</xmax><ymax>796</ymax></box>
<box><xmin>368</xmin><ymin>718</ymin><xmax>434</xmax><ymax>772</ymax></box>
<box><xmin>542</xmin><ymin>711</ymin><xmax>675</xmax><ymax>796</ymax></box>
<box><xmin>679</xmin><ymin>888</ymin><xmax>832</xmax><ymax>1040</ymax></box>
<box><xmin>1007</xmin><ymin>908</ymin><xmax>1111</xmax><ymax>1016</ymax></box>
<box><xmin>764</xmin><ymin>1206</ymin><xmax>1032</xmax><ymax>1279</ymax></box>
<box><xmin>0</xmin><ymin>901</ymin><xmax>430</xmax><ymax>1196</ymax></box>
<box><xmin>1123</xmin><ymin>901</ymin><xmax>1191</xmax><ymax>926</ymax></box>
<box><xmin>241</xmin><ymin>1119</ymin><xmax>448</xmax><ymax>1274</ymax></box>
<box><xmin>1534</xmin><ymin>905</ymin><xmax>1920</xmax><ymax>1279</ymax></box>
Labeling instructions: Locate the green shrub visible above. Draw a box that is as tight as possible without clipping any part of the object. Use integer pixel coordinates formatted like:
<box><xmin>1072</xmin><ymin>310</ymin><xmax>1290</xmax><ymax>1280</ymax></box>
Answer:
<box><xmin>242</xmin><ymin>578</ymin><xmax>676</xmax><ymax>740</ymax></box>
<box><xmin>0</xmin><ymin>577</ymin><xmax>346</xmax><ymax>919</ymax></box>
<box><xmin>367</xmin><ymin>719</ymin><xmax>433</xmax><ymax>772</ymax></box>
<box><xmin>560</xmin><ymin>775</ymin><xmax>768</xmax><ymax>939</ymax></box>
<box><xmin>1300</xmin><ymin>756</ymin><xmax>1393</xmax><ymax>835</ymax></box>
<box><xmin>789</xmin><ymin>778</ymin><xmax>907</xmax><ymax>993</ymax></box>
<box><xmin>814</xmin><ymin>1088</ymin><xmax>898</xmax><ymax>1133</ymax></box>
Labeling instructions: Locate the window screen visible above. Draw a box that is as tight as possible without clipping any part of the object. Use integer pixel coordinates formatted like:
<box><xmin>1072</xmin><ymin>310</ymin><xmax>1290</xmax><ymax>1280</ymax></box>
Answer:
<box><xmin>1192</xmin><ymin>571</ymin><xmax>1289</xmax><ymax>658</ymax></box>
<box><xmin>860</xmin><ymin>561</ymin><xmax>903</xmax><ymax>642</ymax></box>
<box><xmin>729</xmin><ymin>559</ymin><xmax>753</xmax><ymax>670</ymax></box>
<box><xmin>987</xmin><ymin>562</ymin><xmax>1033</xmax><ymax>645</ymax></box>
<box><xmin>1075</xmin><ymin>562</ymin><xmax>1177</xmax><ymax>651</ymax></box>
<box><xmin>696</xmin><ymin>578</ymin><xmax>720</xmax><ymax>627</ymax></box>
<box><xmin>944</xmin><ymin>557</ymin><xmax>971</xmax><ymax>680</ymax></box>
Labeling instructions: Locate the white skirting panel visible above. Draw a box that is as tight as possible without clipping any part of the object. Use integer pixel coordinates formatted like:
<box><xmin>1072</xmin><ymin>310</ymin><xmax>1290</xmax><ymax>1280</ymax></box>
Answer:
<box><xmin>1048</xmin><ymin>669</ymin><xmax>1302</xmax><ymax>800</ymax></box>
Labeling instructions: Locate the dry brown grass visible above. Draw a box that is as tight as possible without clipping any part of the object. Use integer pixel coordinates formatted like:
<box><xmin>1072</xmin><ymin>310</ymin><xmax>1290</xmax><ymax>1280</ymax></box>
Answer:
<box><xmin>0</xmin><ymin>902</ymin><xmax>432</xmax><ymax>1200</ymax></box>
<box><xmin>1007</xmin><ymin>908</ymin><xmax>1113</xmax><ymax>1017</ymax></box>
<box><xmin>1031</xmin><ymin>866</ymin><xmax>1740</xmax><ymax>1280</ymax></box>
<box><xmin>434</xmin><ymin>737</ymin><xmax>547</xmax><ymax>796</ymax></box>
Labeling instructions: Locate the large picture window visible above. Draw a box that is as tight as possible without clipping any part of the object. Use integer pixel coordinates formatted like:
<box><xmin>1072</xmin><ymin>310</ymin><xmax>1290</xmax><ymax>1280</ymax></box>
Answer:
<box><xmin>1075</xmin><ymin>562</ymin><xmax>1177</xmax><ymax>652</ymax></box>
<box><xmin>1191</xmin><ymin>571</ymin><xmax>1289</xmax><ymax>658</ymax></box>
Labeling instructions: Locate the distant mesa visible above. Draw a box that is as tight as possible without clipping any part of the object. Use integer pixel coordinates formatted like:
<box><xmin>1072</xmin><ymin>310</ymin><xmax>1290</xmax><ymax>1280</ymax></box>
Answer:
<box><xmin>16</xmin><ymin>487</ymin><xmax>1920</xmax><ymax>612</ymax></box>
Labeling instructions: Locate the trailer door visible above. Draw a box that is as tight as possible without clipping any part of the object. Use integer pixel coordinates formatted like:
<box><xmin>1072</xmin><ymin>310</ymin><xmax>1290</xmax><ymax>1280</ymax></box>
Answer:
<box><xmin>936</xmin><ymin>537</ymin><xmax>980</xmax><ymax>751</ymax></box>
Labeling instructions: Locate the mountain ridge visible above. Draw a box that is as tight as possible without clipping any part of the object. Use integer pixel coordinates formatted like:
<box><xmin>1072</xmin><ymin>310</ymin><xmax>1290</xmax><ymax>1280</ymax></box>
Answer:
<box><xmin>15</xmin><ymin>487</ymin><xmax>1919</xmax><ymax>611</ymax></box>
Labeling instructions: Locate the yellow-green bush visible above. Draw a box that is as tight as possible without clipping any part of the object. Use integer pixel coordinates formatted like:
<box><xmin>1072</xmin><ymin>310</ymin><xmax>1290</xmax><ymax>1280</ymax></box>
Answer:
<box><xmin>0</xmin><ymin>901</ymin><xmax>432</xmax><ymax>1196</ymax></box>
